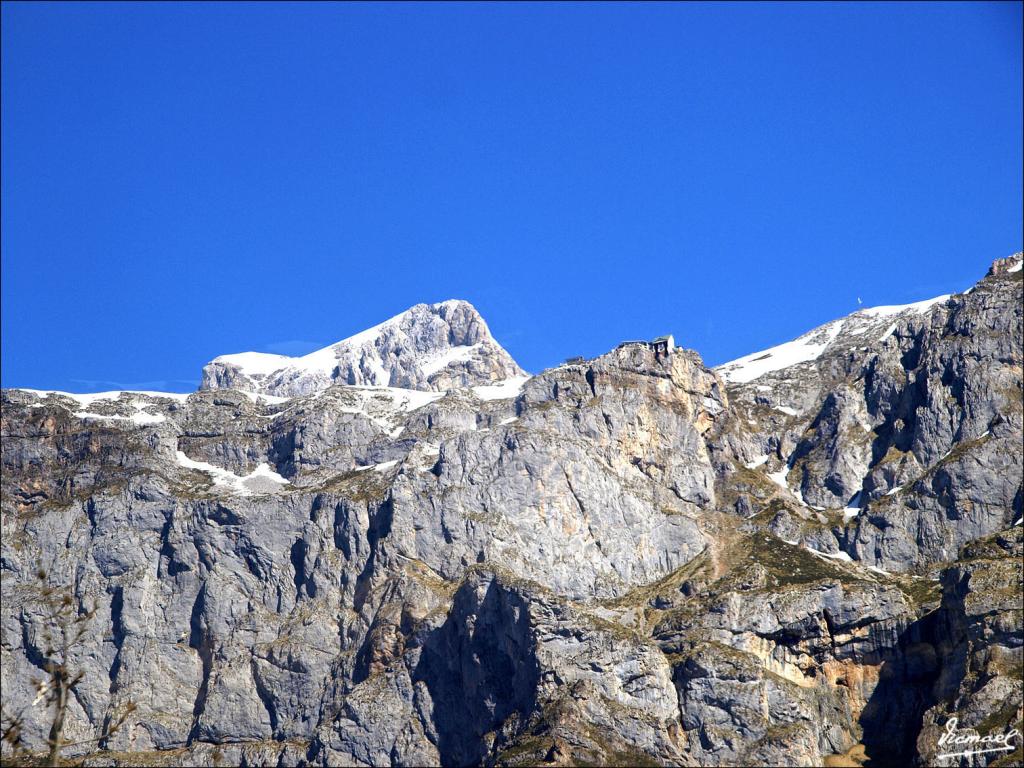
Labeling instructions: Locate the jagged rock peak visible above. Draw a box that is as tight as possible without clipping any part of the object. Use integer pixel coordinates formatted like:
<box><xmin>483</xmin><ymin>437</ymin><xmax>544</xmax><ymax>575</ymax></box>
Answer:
<box><xmin>988</xmin><ymin>250</ymin><xmax>1023</xmax><ymax>276</ymax></box>
<box><xmin>200</xmin><ymin>299</ymin><xmax>526</xmax><ymax>397</ymax></box>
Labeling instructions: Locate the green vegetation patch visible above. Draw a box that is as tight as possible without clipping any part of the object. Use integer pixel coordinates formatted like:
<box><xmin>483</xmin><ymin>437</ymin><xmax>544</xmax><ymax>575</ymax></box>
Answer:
<box><xmin>735</xmin><ymin>534</ymin><xmax>868</xmax><ymax>591</ymax></box>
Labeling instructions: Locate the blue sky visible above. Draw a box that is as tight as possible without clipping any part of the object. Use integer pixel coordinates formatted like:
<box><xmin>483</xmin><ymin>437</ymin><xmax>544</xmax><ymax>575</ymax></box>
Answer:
<box><xmin>2</xmin><ymin>2</ymin><xmax>1021</xmax><ymax>392</ymax></box>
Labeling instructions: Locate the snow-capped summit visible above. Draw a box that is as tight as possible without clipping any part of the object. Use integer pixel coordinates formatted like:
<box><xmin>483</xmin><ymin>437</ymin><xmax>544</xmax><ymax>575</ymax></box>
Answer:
<box><xmin>201</xmin><ymin>299</ymin><xmax>525</xmax><ymax>398</ymax></box>
<box><xmin>715</xmin><ymin>293</ymin><xmax>953</xmax><ymax>385</ymax></box>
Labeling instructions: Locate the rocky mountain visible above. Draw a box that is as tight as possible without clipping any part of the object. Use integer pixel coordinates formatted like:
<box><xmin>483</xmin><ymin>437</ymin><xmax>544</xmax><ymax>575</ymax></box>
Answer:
<box><xmin>1</xmin><ymin>254</ymin><xmax>1021</xmax><ymax>767</ymax></box>
<box><xmin>200</xmin><ymin>300</ymin><xmax>526</xmax><ymax>398</ymax></box>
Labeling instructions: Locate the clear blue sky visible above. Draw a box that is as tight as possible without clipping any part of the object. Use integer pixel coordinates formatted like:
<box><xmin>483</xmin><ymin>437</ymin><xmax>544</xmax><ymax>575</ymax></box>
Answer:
<box><xmin>2</xmin><ymin>2</ymin><xmax>1021</xmax><ymax>392</ymax></box>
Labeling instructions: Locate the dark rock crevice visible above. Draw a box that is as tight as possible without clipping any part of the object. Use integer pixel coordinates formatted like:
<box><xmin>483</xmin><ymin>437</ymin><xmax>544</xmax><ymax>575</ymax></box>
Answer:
<box><xmin>859</xmin><ymin>614</ymin><xmax>944</xmax><ymax>765</ymax></box>
<box><xmin>353</xmin><ymin>497</ymin><xmax>394</xmax><ymax>614</ymax></box>
<box><xmin>412</xmin><ymin>575</ymin><xmax>541</xmax><ymax>767</ymax></box>
<box><xmin>186</xmin><ymin>584</ymin><xmax>213</xmax><ymax>745</ymax></box>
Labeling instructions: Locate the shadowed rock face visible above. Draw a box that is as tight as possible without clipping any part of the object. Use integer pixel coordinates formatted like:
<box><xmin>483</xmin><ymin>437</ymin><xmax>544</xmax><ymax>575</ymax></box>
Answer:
<box><xmin>1</xmin><ymin>254</ymin><xmax>1021</xmax><ymax>766</ymax></box>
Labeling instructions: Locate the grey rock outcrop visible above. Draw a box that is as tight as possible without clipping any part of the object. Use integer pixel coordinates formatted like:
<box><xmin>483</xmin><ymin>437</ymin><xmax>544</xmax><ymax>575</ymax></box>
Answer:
<box><xmin>915</xmin><ymin>527</ymin><xmax>1023</xmax><ymax>768</ymax></box>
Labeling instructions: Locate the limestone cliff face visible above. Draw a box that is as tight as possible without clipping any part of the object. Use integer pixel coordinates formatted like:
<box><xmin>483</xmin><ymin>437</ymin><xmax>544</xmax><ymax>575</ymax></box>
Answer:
<box><xmin>1</xmin><ymin>258</ymin><xmax>1021</xmax><ymax>767</ymax></box>
<box><xmin>712</xmin><ymin>254</ymin><xmax>1022</xmax><ymax>575</ymax></box>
